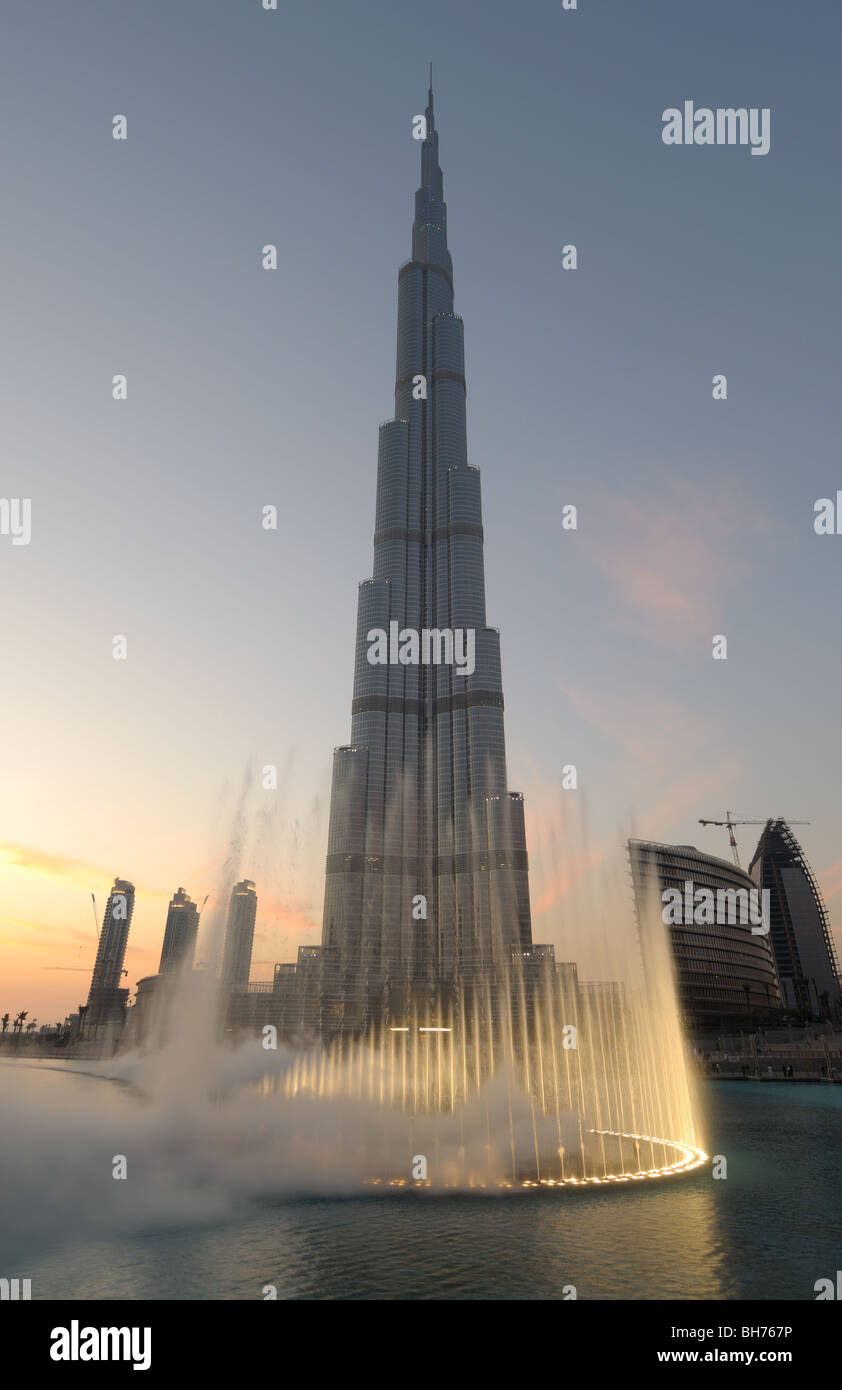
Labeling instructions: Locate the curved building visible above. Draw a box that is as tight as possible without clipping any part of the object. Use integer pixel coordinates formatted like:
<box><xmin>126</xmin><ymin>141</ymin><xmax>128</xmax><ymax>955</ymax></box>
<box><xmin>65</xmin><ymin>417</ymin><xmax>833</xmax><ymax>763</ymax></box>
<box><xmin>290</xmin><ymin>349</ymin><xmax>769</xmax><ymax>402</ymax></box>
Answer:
<box><xmin>629</xmin><ymin>840</ymin><xmax>782</xmax><ymax>1027</ymax></box>
<box><xmin>748</xmin><ymin>819</ymin><xmax>840</xmax><ymax>1017</ymax></box>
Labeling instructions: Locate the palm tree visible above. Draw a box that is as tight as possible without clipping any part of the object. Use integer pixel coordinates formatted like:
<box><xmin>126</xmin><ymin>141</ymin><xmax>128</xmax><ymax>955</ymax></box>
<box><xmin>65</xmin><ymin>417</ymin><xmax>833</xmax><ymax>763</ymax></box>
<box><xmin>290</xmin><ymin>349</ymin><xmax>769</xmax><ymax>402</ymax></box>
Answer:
<box><xmin>1</xmin><ymin>1013</ymin><xmax>9</xmax><ymax>1034</ymax></box>
<box><xmin>13</xmin><ymin>1011</ymin><xmax>28</xmax><ymax>1036</ymax></box>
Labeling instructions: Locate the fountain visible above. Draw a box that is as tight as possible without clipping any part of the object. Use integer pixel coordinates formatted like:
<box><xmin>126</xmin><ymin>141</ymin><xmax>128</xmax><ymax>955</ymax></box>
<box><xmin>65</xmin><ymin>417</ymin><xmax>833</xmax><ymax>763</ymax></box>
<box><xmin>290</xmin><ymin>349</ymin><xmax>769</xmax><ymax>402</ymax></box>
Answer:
<box><xmin>128</xmin><ymin>798</ymin><xmax>707</xmax><ymax>1198</ymax></box>
<box><xmin>263</xmin><ymin>929</ymin><xmax>707</xmax><ymax>1191</ymax></box>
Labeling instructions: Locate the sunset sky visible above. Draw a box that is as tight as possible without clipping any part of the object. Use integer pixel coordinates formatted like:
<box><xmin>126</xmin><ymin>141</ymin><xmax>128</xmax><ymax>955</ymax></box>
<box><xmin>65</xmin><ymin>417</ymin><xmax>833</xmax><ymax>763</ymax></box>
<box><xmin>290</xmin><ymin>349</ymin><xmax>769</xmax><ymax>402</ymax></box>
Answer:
<box><xmin>2</xmin><ymin>0</ymin><xmax>840</xmax><ymax>1021</ymax></box>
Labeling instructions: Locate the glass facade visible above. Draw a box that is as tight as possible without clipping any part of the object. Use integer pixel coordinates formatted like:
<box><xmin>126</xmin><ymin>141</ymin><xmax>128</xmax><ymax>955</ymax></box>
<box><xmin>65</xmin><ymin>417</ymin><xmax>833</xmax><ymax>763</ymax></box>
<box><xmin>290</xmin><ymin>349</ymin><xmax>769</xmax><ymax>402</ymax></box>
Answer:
<box><xmin>158</xmin><ymin>887</ymin><xmax>199</xmax><ymax>975</ymax></box>
<box><xmin>322</xmin><ymin>83</ymin><xmax>532</xmax><ymax>1017</ymax></box>
<box><xmin>221</xmin><ymin>879</ymin><xmax>258</xmax><ymax>991</ymax></box>
<box><xmin>629</xmin><ymin>840</ymin><xmax>782</xmax><ymax>1026</ymax></box>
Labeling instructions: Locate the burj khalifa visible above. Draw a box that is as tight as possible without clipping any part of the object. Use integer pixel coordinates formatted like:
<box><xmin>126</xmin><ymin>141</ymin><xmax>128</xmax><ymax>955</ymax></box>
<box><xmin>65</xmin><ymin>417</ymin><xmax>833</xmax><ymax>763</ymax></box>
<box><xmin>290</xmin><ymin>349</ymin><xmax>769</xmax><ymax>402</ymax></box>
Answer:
<box><xmin>321</xmin><ymin>78</ymin><xmax>533</xmax><ymax>1027</ymax></box>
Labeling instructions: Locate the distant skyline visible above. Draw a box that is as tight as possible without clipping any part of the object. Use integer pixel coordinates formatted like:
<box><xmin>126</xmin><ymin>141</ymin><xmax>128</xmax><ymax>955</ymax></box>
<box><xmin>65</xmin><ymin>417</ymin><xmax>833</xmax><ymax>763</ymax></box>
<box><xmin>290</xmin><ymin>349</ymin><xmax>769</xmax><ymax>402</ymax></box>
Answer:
<box><xmin>2</xmin><ymin>0</ymin><xmax>840</xmax><ymax>1018</ymax></box>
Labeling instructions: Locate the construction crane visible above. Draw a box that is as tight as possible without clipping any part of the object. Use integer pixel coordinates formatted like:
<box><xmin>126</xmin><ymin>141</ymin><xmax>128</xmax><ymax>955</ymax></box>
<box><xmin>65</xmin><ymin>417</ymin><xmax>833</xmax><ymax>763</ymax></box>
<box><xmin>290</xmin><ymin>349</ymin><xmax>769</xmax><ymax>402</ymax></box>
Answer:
<box><xmin>698</xmin><ymin>812</ymin><xmax>810</xmax><ymax>869</ymax></box>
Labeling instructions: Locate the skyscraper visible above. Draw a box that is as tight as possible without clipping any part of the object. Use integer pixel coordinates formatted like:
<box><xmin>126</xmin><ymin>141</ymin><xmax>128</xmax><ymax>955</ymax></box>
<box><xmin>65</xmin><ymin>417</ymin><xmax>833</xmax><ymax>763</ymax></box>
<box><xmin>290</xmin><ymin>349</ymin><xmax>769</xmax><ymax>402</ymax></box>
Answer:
<box><xmin>86</xmin><ymin>877</ymin><xmax>135</xmax><ymax>1026</ymax></box>
<box><xmin>221</xmin><ymin>879</ymin><xmax>257</xmax><ymax>991</ymax></box>
<box><xmin>748</xmin><ymin>820</ymin><xmax>840</xmax><ymax>1017</ymax></box>
<box><xmin>158</xmin><ymin>887</ymin><xmax>199</xmax><ymax>975</ymax></box>
<box><xmin>321</xmin><ymin>80</ymin><xmax>532</xmax><ymax>1025</ymax></box>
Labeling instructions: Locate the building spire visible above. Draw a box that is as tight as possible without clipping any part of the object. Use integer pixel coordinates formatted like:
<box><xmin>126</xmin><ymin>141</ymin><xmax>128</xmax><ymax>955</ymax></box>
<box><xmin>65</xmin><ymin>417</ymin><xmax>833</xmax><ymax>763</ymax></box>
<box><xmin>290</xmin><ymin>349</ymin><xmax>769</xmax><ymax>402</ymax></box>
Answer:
<box><xmin>419</xmin><ymin>67</ymin><xmax>442</xmax><ymax>203</ymax></box>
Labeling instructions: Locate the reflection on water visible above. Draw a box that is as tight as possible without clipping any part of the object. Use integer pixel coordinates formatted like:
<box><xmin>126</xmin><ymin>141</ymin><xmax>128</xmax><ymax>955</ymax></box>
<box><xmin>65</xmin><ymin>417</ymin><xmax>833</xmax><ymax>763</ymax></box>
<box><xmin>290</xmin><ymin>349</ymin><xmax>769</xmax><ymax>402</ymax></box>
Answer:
<box><xmin>1</xmin><ymin>1065</ymin><xmax>836</xmax><ymax>1300</ymax></box>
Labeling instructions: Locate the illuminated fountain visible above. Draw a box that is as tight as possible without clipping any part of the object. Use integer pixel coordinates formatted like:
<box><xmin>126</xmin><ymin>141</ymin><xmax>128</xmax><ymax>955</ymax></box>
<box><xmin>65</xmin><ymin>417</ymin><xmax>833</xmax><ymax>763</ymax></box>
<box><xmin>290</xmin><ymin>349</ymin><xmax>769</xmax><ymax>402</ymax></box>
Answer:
<box><xmin>145</xmin><ymin>797</ymin><xmax>707</xmax><ymax>1197</ymax></box>
<box><xmin>262</xmin><ymin>875</ymin><xmax>707</xmax><ymax>1191</ymax></box>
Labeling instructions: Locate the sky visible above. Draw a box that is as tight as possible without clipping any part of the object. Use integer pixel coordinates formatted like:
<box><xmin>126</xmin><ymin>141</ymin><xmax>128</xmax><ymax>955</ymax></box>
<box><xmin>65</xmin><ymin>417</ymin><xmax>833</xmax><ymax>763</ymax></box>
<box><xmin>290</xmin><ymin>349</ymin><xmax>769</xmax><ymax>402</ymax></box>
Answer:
<box><xmin>1</xmin><ymin>0</ymin><xmax>840</xmax><ymax>1021</ymax></box>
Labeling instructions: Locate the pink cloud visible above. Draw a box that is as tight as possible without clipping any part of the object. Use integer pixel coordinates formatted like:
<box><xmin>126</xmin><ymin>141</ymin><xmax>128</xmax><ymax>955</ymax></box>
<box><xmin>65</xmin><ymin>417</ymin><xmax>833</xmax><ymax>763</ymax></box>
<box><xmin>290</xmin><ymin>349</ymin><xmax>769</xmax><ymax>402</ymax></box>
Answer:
<box><xmin>560</xmin><ymin>681</ymin><xmax>718</xmax><ymax>772</ymax></box>
<box><xmin>579</xmin><ymin>476</ymin><xmax>772</xmax><ymax>650</ymax></box>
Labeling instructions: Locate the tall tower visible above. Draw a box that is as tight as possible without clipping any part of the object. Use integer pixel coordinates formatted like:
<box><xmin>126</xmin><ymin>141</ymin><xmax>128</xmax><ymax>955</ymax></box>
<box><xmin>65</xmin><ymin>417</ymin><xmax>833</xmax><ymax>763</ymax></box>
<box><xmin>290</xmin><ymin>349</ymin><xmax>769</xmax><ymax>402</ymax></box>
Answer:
<box><xmin>87</xmin><ymin>877</ymin><xmax>135</xmax><ymax>1025</ymax></box>
<box><xmin>321</xmin><ymin>79</ymin><xmax>532</xmax><ymax>1022</ymax></box>
<box><xmin>158</xmin><ymin>887</ymin><xmax>199</xmax><ymax>975</ymax></box>
<box><xmin>221</xmin><ymin>879</ymin><xmax>258</xmax><ymax>990</ymax></box>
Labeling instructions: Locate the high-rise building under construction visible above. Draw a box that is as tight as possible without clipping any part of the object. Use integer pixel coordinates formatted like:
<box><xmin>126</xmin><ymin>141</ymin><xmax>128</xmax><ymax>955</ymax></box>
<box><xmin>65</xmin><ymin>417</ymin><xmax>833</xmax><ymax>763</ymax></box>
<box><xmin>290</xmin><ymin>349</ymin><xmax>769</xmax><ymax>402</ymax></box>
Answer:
<box><xmin>749</xmin><ymin>820</ymin><xmax>840</xmax><ymax>1017</ymax></box>
<box><xmin>86</xmin><ymin>876</ymin><xmax>135</xmax><ymax>1027</ymax></box>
